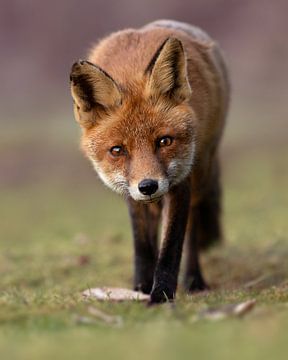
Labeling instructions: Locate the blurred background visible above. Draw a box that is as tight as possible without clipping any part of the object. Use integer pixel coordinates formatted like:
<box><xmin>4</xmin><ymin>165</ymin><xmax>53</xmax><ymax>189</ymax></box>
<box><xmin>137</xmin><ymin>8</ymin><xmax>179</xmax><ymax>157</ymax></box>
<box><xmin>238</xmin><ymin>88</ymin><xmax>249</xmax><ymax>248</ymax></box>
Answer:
<box><xmin>0</xmin><ymin>0</ymin><xmax>287</xmax><ymax>249</ymax></box>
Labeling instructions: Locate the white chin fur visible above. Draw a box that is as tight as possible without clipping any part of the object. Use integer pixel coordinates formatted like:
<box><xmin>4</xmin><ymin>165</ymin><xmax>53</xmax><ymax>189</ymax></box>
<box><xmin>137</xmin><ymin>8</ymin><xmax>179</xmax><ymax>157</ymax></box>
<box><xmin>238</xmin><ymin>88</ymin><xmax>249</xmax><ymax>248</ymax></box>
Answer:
<box><xmin>129</xmin><ymin>178</ymin><xmax>169</xmax><ymax>202</ymax></box>
<box><xmin>90</xmin><ymin>159</ymin><xmax>128</xmax><ymax>195</ymax></box>
<box><xmin>167</xmin><ymin>141</ymin><xmax>196</xmax><ymax>186</ymax></box>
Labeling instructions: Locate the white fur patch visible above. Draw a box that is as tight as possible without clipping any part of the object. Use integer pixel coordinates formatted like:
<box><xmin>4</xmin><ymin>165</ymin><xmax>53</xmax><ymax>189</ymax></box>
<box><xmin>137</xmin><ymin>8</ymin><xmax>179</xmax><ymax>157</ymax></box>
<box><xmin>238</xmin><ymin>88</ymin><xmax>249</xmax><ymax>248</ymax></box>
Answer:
<box><xmin>90</xmin><ymin>159</ymin><xmax>128</xmax><ymax>195</ymax></box>
<box><xmin>167</xmin><ymin>140</ymin><xmax>196</xmax><ymax>185</ymax></box>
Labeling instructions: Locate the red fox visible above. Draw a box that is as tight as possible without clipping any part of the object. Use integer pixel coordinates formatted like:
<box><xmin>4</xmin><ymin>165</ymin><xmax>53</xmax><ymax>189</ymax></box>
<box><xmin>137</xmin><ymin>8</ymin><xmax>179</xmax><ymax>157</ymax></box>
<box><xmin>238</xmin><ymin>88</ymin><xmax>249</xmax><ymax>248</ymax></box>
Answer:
<box><xmin>70</xmin><ymin>20</ymin><xmax>229</xmax><ymax>304</ymax></box>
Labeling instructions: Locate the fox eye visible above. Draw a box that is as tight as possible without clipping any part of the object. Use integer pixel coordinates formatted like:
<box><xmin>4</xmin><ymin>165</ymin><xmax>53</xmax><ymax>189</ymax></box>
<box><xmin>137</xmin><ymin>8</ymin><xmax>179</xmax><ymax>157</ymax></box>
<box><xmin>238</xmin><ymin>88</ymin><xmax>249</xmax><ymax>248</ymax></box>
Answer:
<box><xmin>110</xmin><ymin>145</ymin><xmax>124</xmax><ymax>157</ymax></box>
<box><xmin>158</xmin><ymin>136</ymin><xmax>173</xmax><ymax>148</ymax></box>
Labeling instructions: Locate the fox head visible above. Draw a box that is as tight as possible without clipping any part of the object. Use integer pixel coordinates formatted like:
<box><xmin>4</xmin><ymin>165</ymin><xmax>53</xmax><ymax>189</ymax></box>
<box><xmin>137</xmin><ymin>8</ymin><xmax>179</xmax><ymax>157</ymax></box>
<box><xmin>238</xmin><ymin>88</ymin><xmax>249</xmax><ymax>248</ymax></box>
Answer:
<box><xmin>70</xmin><ymin>37</ymin><xmax>196</xmax><ymax>202</ymax></box>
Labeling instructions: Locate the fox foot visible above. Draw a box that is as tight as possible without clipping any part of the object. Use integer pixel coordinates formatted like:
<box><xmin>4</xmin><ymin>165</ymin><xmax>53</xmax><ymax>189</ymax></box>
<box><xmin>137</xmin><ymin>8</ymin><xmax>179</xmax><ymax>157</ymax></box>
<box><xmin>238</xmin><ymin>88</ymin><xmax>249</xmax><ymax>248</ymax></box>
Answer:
<box><xmin>184</xmin><ymin>271</ymin><xmax>209</xmax><ymax>293</ymax></box>
<box><xmin>148</xmin><ymin>282</ymin><xmax>176</xmax><ymax>305</ymax></box>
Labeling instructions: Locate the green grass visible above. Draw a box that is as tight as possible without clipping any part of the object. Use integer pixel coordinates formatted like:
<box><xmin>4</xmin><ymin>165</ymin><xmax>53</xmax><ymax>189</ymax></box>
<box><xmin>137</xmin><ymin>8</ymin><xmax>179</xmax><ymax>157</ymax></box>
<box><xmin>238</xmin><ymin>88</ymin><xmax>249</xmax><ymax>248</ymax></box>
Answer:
<box><xmin>0</xmin><ymin>140</ymin><xmax>288</xmax><ymax>359</ymax></box>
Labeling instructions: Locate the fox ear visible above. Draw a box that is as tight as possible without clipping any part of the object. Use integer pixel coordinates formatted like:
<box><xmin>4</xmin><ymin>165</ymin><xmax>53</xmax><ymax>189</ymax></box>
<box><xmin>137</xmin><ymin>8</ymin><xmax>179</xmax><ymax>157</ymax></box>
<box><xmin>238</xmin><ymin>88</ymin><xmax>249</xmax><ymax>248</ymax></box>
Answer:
<box><xmin>70</xmin><ymin>61</ymin><xmax>122</xmax><ymax>126</ymax></box>
<box><xmin>145</xmin><ymin>38</ymin><xmax>191</xmax><ymax>102</ymax></box>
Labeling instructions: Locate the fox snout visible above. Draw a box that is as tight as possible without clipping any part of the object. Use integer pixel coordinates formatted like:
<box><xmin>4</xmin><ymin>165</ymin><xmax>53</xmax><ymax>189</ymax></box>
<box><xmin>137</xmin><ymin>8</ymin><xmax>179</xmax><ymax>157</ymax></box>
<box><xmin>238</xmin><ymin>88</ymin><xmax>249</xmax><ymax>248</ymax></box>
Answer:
<box><xmin>129</xmin><ymin>178</ymin><xmax>169</xmax><ymax>202</ymax></box>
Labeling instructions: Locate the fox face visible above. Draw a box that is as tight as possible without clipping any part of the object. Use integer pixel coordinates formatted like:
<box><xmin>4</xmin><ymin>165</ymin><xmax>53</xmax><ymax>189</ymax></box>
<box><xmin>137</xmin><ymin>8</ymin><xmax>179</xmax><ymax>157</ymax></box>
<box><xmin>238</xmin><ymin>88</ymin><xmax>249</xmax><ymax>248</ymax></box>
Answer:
<box><xmin>70</xmin><ymin>38</ymin><xmax>196</xmax><ymax>202</ymax></box>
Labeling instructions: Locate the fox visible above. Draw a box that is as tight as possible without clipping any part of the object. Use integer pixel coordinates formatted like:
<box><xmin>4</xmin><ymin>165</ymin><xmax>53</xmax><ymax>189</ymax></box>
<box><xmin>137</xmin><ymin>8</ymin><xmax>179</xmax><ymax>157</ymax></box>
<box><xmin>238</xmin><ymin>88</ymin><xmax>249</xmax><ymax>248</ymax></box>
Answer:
<box><xmin>70</xmin><ymin>20</ymin><xmax>229</xmax><ymax>304</ymax></box>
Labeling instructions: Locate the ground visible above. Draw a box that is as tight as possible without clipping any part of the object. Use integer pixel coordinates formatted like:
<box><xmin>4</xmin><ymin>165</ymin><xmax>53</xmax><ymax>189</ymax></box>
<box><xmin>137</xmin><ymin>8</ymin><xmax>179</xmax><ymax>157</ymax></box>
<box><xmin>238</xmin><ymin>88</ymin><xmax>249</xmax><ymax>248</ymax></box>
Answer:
<box><xmin>0</xmin><ymin>115</ymin><xmax>288</xmax><ymax>359</ymax></box>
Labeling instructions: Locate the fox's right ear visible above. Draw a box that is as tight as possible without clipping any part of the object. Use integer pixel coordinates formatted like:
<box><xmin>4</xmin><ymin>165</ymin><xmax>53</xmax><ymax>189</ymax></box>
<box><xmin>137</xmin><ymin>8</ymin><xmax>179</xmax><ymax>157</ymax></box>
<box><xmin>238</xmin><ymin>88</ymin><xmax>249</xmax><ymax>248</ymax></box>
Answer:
<box><xmin>70</xmin><ymin>61</ymin><xmax>122</xmax><ymax>127</ymax></box>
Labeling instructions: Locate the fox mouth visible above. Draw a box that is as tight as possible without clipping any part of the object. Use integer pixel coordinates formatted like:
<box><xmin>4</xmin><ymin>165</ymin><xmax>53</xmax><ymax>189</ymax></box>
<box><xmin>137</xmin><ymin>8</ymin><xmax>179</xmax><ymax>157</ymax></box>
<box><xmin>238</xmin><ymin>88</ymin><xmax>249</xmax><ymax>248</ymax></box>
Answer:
<box><xmin>138</xmin><ymin>195</ymin><xmax>163</xmax><ymax>204</ymax></box>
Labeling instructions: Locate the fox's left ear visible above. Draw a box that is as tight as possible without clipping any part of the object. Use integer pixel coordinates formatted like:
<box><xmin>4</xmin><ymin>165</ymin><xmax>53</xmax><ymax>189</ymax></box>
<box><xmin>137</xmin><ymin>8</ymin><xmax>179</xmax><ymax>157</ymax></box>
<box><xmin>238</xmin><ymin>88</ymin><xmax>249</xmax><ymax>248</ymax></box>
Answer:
<box><xmin>145</xmin><ymin>37</ymin><xmax>192</xmax><ymax>102</ymax></box>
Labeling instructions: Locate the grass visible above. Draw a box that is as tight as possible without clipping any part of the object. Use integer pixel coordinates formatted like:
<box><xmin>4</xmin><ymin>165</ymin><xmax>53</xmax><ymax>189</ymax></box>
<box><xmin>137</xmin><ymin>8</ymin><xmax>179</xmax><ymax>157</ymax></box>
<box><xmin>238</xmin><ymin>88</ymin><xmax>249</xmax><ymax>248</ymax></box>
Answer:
<box><xmin>0</xmin><ymin>125</ymin><xmax>288</xmax><ymax>359</ymax></box>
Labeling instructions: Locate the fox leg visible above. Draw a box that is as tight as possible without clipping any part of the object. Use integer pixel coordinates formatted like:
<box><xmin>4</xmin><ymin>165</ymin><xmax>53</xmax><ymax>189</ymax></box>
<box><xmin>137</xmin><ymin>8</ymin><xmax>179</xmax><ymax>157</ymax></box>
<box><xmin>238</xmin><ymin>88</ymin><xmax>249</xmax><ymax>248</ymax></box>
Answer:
<box><xmin>128</xmin><ymin>199</ymin><xmax>161</xmax><ymax>294</ymax></box>
<box><xmin>149</xmin><ymin>181</ymin><xmax>190</xmax><ymax>304</ymax></box>
<box><xmin>183</xmin><ymin>205</ymin><xmax>209</xmax><ymax>292</ymax></box>
<box><xmin>184</xmin><ymin>160</ymin><xmax>222</xmax><ymax>292</ymax></box>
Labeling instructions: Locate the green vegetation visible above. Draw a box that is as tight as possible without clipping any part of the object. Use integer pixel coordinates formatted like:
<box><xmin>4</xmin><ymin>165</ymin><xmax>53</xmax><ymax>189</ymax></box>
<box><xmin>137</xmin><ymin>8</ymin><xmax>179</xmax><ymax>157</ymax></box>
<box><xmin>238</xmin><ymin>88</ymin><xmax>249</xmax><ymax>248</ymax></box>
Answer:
<box><xmin>0</xmin><ymin>119</ymin><xmax>288</xmax><ymax>359</ymax></box>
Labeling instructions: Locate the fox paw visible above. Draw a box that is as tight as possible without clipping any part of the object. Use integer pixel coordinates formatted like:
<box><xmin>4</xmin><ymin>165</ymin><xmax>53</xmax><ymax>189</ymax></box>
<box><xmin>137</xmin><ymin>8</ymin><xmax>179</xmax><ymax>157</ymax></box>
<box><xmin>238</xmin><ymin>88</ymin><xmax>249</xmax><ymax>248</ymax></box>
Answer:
<box><xmin>185</xmin><ymin>273</ymin><xmax>209</xmax><ymax>293</ymax></box>
<box><xmin>148</xmin><ymin>285</ymin><xmax>175</xmax><ymax>305</ymax></box>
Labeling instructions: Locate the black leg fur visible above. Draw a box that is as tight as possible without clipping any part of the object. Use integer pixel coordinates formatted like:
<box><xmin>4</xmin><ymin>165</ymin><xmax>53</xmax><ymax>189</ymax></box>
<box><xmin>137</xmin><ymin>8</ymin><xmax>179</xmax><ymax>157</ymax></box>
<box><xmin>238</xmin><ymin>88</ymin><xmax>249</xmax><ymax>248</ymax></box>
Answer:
<box><xmin>184</xmin><ymin>161</ymin><xmax>222</xmax><ymax>292</ymax></box>
<box><xmin>128</xmin><ymin>200</ymin><xmax>161</xmax><ymax>294</ymax></box>
<box><xmin>197</xmin><ymin>160</ymin><xmax>222</xmax><ymax>250</ymax></box>
<box><xmin>150</xmin><ymin>181</ymin><xmax>191</xmax><ymax>304</ymax></box>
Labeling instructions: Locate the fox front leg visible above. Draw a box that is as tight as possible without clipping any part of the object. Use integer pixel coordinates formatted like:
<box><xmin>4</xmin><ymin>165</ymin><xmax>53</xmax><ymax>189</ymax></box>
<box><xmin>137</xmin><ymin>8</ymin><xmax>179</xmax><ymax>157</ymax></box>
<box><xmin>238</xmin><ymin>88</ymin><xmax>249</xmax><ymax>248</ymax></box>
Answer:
<box><xmin>150</xmin><ymin>181</ymin><xmax>190</xmax><ymax>304</ymax></box>
<box><xmin>128</xmin><ymin>200</ymin><xmax>161</xmax><ymax>294</ymax></box>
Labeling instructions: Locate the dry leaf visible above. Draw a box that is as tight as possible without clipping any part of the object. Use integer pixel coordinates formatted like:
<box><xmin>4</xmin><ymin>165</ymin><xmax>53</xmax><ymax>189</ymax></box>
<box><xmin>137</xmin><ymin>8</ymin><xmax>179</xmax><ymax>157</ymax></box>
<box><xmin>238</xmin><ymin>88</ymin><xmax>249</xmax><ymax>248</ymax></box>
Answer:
<box><xmin>82</xmin><ymin>287</ymin><xmax>150</xmax><ymax>302</ymax></box>
<box><xmin>195</xmin><ymin>299</ymin><xmax>256</xmax><ymax>321</ymax></box>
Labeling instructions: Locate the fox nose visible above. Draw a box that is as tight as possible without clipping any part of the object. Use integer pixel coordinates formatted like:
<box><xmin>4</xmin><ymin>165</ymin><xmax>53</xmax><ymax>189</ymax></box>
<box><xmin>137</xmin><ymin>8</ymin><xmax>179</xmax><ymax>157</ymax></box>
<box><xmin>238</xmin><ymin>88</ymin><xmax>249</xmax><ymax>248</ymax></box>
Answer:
<box><xmin>138</xmin><ymin>179</ymin><xmax>158</xmax><ymax>195</ymax></box>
